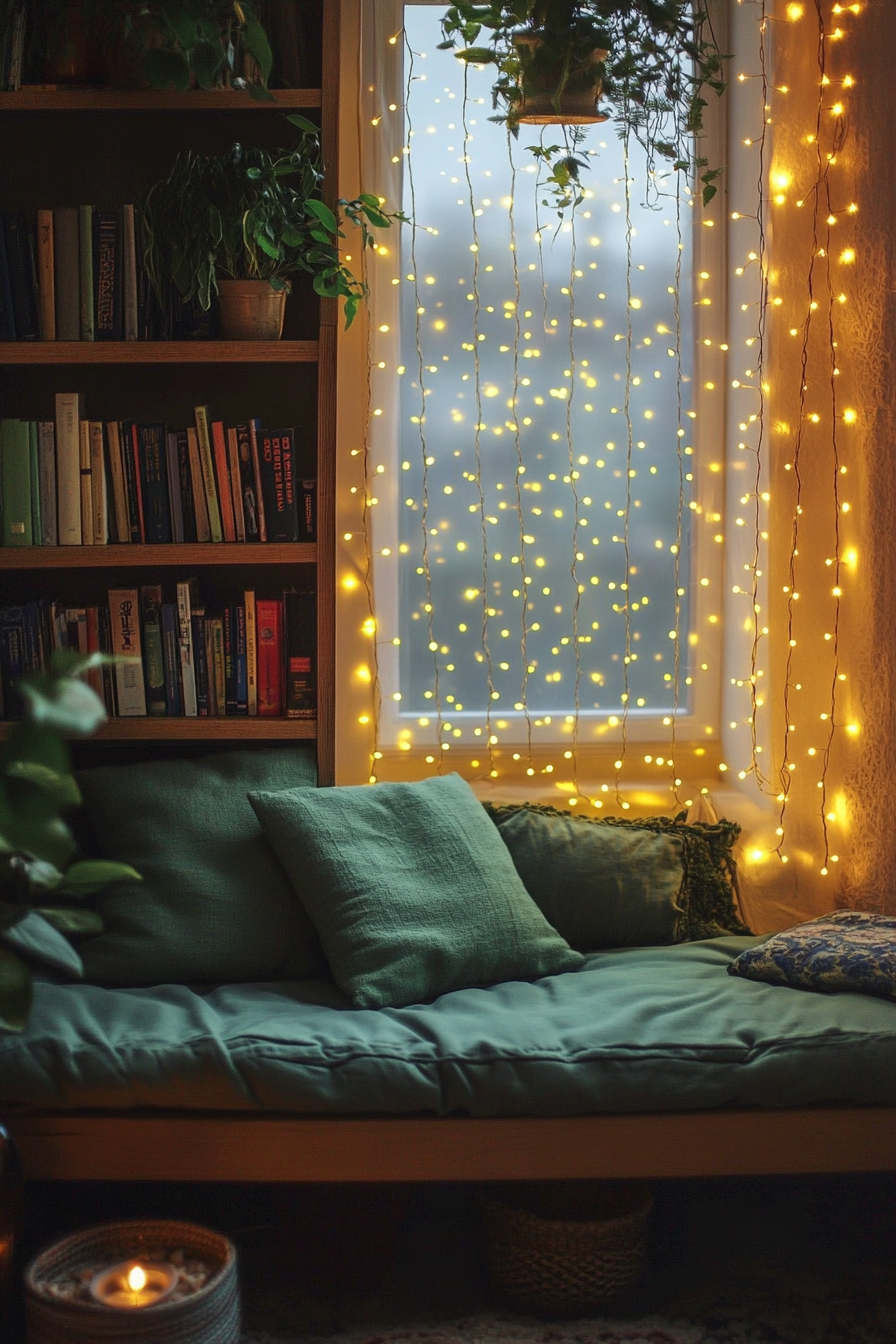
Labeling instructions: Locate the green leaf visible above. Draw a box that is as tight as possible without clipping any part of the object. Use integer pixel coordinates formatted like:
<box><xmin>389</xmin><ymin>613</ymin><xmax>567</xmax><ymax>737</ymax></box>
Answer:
<box><xmin>248</xmin><ymin>82</ymin><xmax>276</xmax><ymax>102</ymax></box>
<box><xmin>35</xmin><ymin>907</ymin><xmax>104</xmax><ymax>938</ymax></box>
<box><xmin>56</xmin><ymin>860</ymin><xmax>141</xmax><ymax>897</ymax></box>
<box><xmin>255</xmin><ymin>233</ymin><xmax>280</xmax><ymax>260</ymax></box>
<box><xmin>0</xmin><ymin>909</ymin><xmax>83</xmax><ymax>979</ymax></box>
<box><xmin>240</xmin><ymin>17</ymin><xmax>274</xmax><ymax>83</ymax></box>
<box><xmin>191</xmin><ymin>38</ymin><xmax>224</xmax><ymax>90</ymax></box>
<box><xmin>0</xmin><ymin>945</ymin><xmax>31</xmax><ymax>1033</ymax></box>
<box><xmin>143</xmin><ymin>47</ymin><xmax>192</xmax><ymax>92</ymax></box>
<box><xmin>286</xmin><ymin>114</ymin><xmax>319</xmax><ymax>135</ymax></box>
<box><xmin>305</xmin><ymin>198</ymin><xmax>339</xmax><ymax>234</ymax></box>
<box><xmin>702</xmin><ymin>183</ymin><xmax>717</xmax><ymax>206</ymax></box>
<box><xmin>19</xmin><ymin>673</ymin><xmax>108</xmax><ymax>737</ymax></box>
<box><xmin>3</xmin><ymin>761</ymin><xmax>81</xmax><ymax>809</ymax></box>
<box><xmin>457</xmin><ymin>46</ymin><xmax>498</xmax><ymax>64</ymax></box>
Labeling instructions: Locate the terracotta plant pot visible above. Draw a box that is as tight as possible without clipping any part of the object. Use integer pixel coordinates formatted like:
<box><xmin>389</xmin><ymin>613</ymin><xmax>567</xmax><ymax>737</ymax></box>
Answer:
<box><xmin>514</xmin><ymin>34</ymin><xmax>609</xmax><ymax>125</ymax></box>
<box><xmin>217</xmin><ymin>281</ymin><xmax>287</xmax><ymax>340</ymax></box>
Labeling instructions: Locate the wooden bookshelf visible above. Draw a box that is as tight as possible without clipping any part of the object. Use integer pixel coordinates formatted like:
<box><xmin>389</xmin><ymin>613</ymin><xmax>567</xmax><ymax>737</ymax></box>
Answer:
<box><xmin>0</xmin><ymin>718</ymin><xmax>317</xmax><ymax>741</ymax></box>
<box><xmin>0</xmin><ymin>89</ymin><xmax>322</xmax><ymax>112</ymax></box>
<box><xmin>0</xmin><ymin>544</ymin><xmax>317</xmax><ymax>569</ymax></box>
<box><xmin>0</xmin><ymin>342</ymin><xmax>319</xmax><ymax>365</ymax></box>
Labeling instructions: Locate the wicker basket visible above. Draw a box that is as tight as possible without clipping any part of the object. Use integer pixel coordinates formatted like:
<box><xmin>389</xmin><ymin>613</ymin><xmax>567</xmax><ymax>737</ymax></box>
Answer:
<box><xmin>24</xmin><ymin>1219</ymin><xmax>240</xmax><ymax>1344</ymax></box>
<box><xmin>479</xmin><ymin>1180</ymin><xmax>654</xmax><ymax>1317</ymax></box>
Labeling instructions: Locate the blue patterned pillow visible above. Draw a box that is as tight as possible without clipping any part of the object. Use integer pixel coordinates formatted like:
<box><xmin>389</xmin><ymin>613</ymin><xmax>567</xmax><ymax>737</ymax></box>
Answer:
<box><xmin>728</xmin><ymin>911</ymin><xmax>896</xmax><ymax>1000</ymax></box>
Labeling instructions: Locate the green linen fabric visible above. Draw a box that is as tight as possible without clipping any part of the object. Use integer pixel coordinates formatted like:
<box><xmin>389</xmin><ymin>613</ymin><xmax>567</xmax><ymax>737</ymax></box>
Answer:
<box><xmin>248</xmin><ymin>772</ymin><xmax>584</xmax><ymax>1009</ymax></box>
<box><xmin>76</xmin><ymin>746</ymin><xmax>326</xmax><ymax>987</ymax></box>
<box><xmin>484</xmin><ymin>802</ymin><xmax>752</xmax><ymax>943</ymax></box>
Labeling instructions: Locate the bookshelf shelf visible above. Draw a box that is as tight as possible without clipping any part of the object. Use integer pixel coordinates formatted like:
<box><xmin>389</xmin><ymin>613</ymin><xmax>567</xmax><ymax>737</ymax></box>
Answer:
<box><xmin>0</xmin><ymin>544</ymin><xmax>317</xmax><ymax>570</ymax></box>
<box><xmin>0</xmin><ymin>342</ymin><xmax>320</xmax><ymax>365</ymax></box>
<box><xmin>0</xmin><ymin>89</ymin><xmax>322</xmax><ymax>112</ymax></box>
<box><xmin>0</xmin><ymin>718</ymin><xmax>316</xmax><ymax>741</ymax></box>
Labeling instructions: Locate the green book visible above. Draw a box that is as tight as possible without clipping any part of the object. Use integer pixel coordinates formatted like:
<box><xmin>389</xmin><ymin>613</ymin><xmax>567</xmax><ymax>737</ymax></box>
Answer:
<box><xmin>0</xmin><ymin>419</ymin><xmax>33</xmax><ymax>547</ymax></box>
<box><xmin>78</xmin><ymin>204</ymin><xmax>94</xmax><ymax>341</ymax></box>
<box><xmin>28</xmin><ymin>420</ymin><xmax>41</xmax><ymax>547</ymax></box>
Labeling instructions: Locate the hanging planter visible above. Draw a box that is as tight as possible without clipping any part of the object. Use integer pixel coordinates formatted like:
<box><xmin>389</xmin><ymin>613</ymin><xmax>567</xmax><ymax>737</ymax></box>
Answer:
<box><xmin>513</xmin><ymin>33</ymin><xmax>609</xmax><ymax>125</ymax></box>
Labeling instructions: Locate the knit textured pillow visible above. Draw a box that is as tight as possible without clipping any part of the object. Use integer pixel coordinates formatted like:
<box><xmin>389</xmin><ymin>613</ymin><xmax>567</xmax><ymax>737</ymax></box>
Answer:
<box><xmin>728</xmin><ymin>910</ymin><xmax>896</xmax><ymax>1000</ymax></box>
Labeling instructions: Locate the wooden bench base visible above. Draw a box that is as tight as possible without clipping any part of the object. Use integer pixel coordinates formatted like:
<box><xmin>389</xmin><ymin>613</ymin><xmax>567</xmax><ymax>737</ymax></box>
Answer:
<box><xmin>7</xmin><ymin>1108</ymin><xmax>896</xmax><ymax>1182</ymax></box>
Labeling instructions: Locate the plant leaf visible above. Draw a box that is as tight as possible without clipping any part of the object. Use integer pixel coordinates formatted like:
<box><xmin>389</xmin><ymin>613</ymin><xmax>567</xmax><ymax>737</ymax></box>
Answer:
<box><xmin>35</xmin><ymin>907</ymin><xmax>104</xmax><ymax>937</ymax></box>
<box><xmin>305</xmin><ymin>199</ymin><xmax>339</xmax><ymax>234</ymax></box>
<box><xmin>0</xmin><ymin>945</ymin><xmax>31</xmax><ymax>1033</ymax></box>
<box><xmin>3</xmin><ymin>761</ymin><xmax>81</xmax><ymax>809</ymax></box>
<box><xmin>240</xmin><ymin>17</ymin><xmax>273</xmax><ymax>83</ymax></box>
<box><xmin>190</xmin><ymin>38</ymin><xmax>224</xmax><ymax>90</ymax></box>
<box><xmin>56</xmin><ymin>860</ymin><xmax>141</xmax><ymax>897</ymax></box>
<box><xmin>0</xmin><ymin>909</ymin><xmax>83</xmax><ymax>979</ymax></box>
<box><xmin>143</xmin><ymin>47</ymin><xmax>192</xmax><ymax>92</ymax></box>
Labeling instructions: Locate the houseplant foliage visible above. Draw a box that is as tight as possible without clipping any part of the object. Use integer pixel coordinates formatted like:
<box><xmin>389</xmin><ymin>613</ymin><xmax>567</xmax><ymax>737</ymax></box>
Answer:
<box><xmin>438</xmin><ymin>0</ymin><xmax>726</xmax><ymax>206</ymax></box>
<box><xmin>0</xmin><ymin>652</ymin><xmax>140</xmax><ymax>1033</ymax></box>
<box><xmin>139</xmin><ymin>115</ymin><xmax>401</xmax><ymax>329</ymax></box>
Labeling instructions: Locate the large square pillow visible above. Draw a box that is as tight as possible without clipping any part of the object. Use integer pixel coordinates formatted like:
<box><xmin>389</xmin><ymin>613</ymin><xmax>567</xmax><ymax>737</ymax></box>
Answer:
<box><xmin>248</xmin><ymin>773</ymin><xmax>584</xmax><ymax>1008</ymax></box>
<box><xmin>77</xmin><ymin>746</ymin><xmax>326</xmax><ymax>986</ymax></box>
<box><xmin>483</xmin><ymin>802</ymin><xmax>751</xmax><ymax>948</ymax></box>
<box><xmin>727</xmin><ymin>910</ymin><xmax>896</xmax><ymax>1000</ymax></box>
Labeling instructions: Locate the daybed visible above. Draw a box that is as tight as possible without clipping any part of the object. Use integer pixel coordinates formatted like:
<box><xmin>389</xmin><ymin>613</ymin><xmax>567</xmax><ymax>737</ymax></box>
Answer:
<box><xmin>2</xmin><ymin>747</ymin><xmax>895</xmax><ymax>1184</ymax></box>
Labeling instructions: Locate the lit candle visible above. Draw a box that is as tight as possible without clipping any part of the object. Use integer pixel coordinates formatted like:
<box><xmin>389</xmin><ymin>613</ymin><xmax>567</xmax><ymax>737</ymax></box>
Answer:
<box><xmin>89</xmin><ymin>1259</ymin><xmax>176</xmax><ymax>1308</ymax></box>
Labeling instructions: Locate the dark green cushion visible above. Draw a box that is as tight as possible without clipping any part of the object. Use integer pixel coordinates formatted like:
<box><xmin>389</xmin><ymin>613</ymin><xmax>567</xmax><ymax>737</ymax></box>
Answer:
<box><xmin>248</xmin><ymin>773</ymin><xmax>584</xmax><ymax>1009</ymax></box>
<box><xmin>483</xmin><ymin>802</ymin><xmax>752</xmax><ymax>946</ymax></box>
<box><xmin>77</xmin><ymin>747</ymin><xmax>326</xmax><ymax>987</ymax></box>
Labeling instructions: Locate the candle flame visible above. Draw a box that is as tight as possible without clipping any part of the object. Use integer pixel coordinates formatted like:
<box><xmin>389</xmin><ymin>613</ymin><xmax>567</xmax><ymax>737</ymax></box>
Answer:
<box><xmin>127</xmin><ymin>1266</ymin><xmax>147</xmax><ymax>1293</ymax></box>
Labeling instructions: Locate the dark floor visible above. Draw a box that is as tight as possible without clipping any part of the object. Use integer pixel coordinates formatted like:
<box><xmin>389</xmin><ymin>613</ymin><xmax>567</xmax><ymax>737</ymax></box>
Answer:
<box><xmin>6</xmin><ymin>1171</ymin><xmax>896</xmax><ymax>1340</ymax></box>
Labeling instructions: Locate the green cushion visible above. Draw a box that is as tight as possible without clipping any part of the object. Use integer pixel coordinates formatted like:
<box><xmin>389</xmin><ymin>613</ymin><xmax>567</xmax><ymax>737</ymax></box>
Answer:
<box><xmin>248</xmin><ymin>773</ymin><xmax>584</xmax><ymax>1009</ymax></box>
<box><xmin>77</xmin><ymin>747</ymin><xmax>326</xmax><ymax>987</ymax></box>
<box><xmin>484</xmin><ymin>802</ymin><xmax>752</xmax><ymax>945</ymax></box>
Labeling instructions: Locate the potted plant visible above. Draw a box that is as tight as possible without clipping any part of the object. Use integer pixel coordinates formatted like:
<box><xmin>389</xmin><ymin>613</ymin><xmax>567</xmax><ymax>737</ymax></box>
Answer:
<box><xmin>139</xmin><ymin>115</ymin><xmax>401</xmax><ymax>337</ymax></box>
<box><xmin>438</xmin><ymin>0</ymin><xmax>726</xmax><ymax>205</ymax></box>
<box><xmin>0</xmin><ymin>652</ymin><xmax>140</xmax><ymax>1034</ymax></box>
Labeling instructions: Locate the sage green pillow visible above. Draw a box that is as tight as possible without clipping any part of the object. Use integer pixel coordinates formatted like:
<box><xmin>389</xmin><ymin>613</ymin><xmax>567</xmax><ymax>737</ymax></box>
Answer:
<box><xmin>248</xmin><ymin>773</ymin><xmax>584</xmax><ymax>1009</ymax></box>
<box><xmin>77</xmin><ymin>747</ymin><xmax>326</xmax><ymax>987</ymax></box>
<box><xmin>483</xmin><ymin>802</ymin><xmax>752</xmax><ymax>947</ymax></box>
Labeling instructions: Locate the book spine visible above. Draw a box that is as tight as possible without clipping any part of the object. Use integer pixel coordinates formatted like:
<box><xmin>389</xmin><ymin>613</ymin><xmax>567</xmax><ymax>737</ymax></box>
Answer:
<box><xmin>84</xmin><ymin>606</ymin><xmax>103</xmax><ymax>699</ymax></box>
<box><xmin>160</xmin><ymin>602</ymin><xmax>183</xmax><ymax>716</ymax></box>
<box><xmin>126</xmin><ymin>421</ymin><xmax>146</xmax><ymax>543</ymax></box>
<box><xmin>234</xmin><ymin>602</ymin><xmax>248</xmax><ymax>715</ymax></box>
<box><xmin>65</xmin><ymin>606</ymin><xmax>87</xmax><ymax>655</ymax></box>
<box><xmin>165</xmin><ymin>431</ymin><xmax>184</xmax><ymax>545</ymax></box>
<box><xmin>248</xmin><ymin>417</ymin><xmax>267</xmax><ymax>542</ymax></box>
<box><xmin>0</xmin><ymin>607</ymin><xmax>26</xmax><ymax>717</ymax></box>
<box><xmin>78</xmin><ymin>417</ymin><xmax>93</xmax><ymax>543</ymax></box>
<box><xmin>140</xmin><ymin>584</ymin><xmax>166</xmax><ymax>716</ymax></box>
<box><xmin>260</xmin><ymin>428</ymin><xmax>300</xmax><ymax>542</ymax></box>
<box><xmin>0</xmin><ymin>223</ymin><xmax>15</xmax><ymax>339</ymax></box>
<box><xmin>0</xmin><ymin>419</ymin><xmax>33</xmax><ymax>546</ymax></box>
<box><xmin>78</xmin><ymin>205</ymin><xmax>94</xmax><ymax>341</ymax></box>
<box><xmin>89</xmin><ymin>421</ymin><xmax>107</xmax><ymax>544</ymax></box>
<box><xmin>98</xmin><ymin>605</ymin><xmax>117</xmax><ymax>714</ymax></box>
<box><xmin>52</xmin><ymin>207</ymin><xmax>80</xmax><ymax>342</ymax></box>
<box><xmin>176</xmin><ymin>578</ymin><xmax>198</xmax><ymax>716</ymax></box>
<box><xmin>227</xmin><ymin>426</ymin><xmax>246</xmax><ymax>542</ymax></box>
<box><xmin>299</xmin><ymin>478</ymin><xmax>316</xmax><ymax>542</ymax></box>
<box><xmin>210</xmin><ymin>616</ymin><xmax>225</xmax><ymax>716</ymax></box>
<box><xmin>176</xmin><ymin>429</ymin><xmax>197</xmax><ymax>544</ymax></box>
<box><xmin>108</xmin><ymin>587</ymin><xmax>147</xmax><ymax>715</ymax></box>
<box><xmin>28</xmin><ymin>420</ymin><xmax>41</xmax><ymax>545</ymax></box>
<box><xmin>3</xmin><ymin>214</ymin><xmax>38</xmax><ymax>340</ymax></box>
<box><xmin>255</xmin><ymin>598</ymin><xmax>283</xmax><ymax>717</ymax></box>
<box><xmin>186</xmin><ymin>426</ymin><xmax>211</xmax><ymax>543</ymax></box>
<box><xmin>138</xmin><ymin>422</ymin><xmax>172</xmax><ymax>544</ymax></box>
<box><xmin>93</xmin><ymin>211</ymin><xmax>121</xmax><ymax>341</ymax></box>
<box><xmin>22</xmin><ymin>600</ymin><xmax>43</xmax><ymax>673</ymax></box>
<box><xmin>284</xmin><ymin>588</ymin><xmax>316</xmax><ymax>719</ymax></box>
<box><xmin>105</xmin><ymin>421</ymin><xmax>129</xmax><ymax>544</ymax></box>
<box><xmin>54</xmin><ymin>392</ymin><xmax>83</xmax><ymax>544</ymax></box>
<box><xmin>193</xmin><ymin>405</ymin><xmax>223</xmax><ymax>542</ymax></box>
<box><xmin>35</xmin><ymin>208</ymin><xmax>55</xmax><ymax>341</ymax></box>
<box><xmin>7</xmin><ymin>4</ymin><xmax>25</xmax><ymax>90</ymax></box>
<box><xmin>223</xmin><ymin>605</ymin><xmax>236</xmax><ymax>715</ymax></box>
<box><xmin>235</xmin><ymin>422</ymin><xmax>260</xmax><ymax>541</ymax></box>
<box><xmin>37</xmin><ymin>421</ymin><xmax>57</xmax><ymax>545</ymax></box>
<box><xmin>192</xmin><ymin>610</ymin><xmax>209</xmax><ymax>716</ymax></box>
<box><xmin>210</xmin><ymin>419</ymin><xmax>236</xmax><ymax>542</ymax></box>
<box><xmin>122</xmin><ymin>204</ymin><xmax>138</xmax><ymax>342</ymax></box>
<box><xmin>244</xmin><ymin>589</ymin><xmax>257</xmax><ymax>716</ymax></box>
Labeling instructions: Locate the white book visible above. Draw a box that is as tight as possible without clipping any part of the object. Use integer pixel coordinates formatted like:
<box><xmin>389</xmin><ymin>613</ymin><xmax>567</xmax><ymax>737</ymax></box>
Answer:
<box><xmin>176</xmin><ymin>578</ymin><xmax>198</xmax><ymax>717</ymax></box>
<box><xmin>54</xmin><ymin>392</ymin><xmax>84</xmax><ymax>545</ymax></box>
<box><xmin>108</xmin><ymin>588</ymin><xmax>147</xmax><ymax>716</ymax></box>
<box><xmin>78</xmin><ymin>418</ymin><xmax>93</xmax><ymax>543</ymax></box>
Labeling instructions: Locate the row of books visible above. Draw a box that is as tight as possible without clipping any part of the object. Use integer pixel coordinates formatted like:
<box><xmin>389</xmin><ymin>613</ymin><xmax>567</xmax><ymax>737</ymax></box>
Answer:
<box><xmin>0</xmin><ymin>3</ymin><xmax>26</xmax><ymax>92</ymax></box>
<box><xmin>0</xmin><ymin>402</ymin><xmax>315</xmax><ymax>546</ymax></box>
<box><xmin>0</xmin><ymin>585</ymin><xmax>316</xmax><ymax>720</ymax></box>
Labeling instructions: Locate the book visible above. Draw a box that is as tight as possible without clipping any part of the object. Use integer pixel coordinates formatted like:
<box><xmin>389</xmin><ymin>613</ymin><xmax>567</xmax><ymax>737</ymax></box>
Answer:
<box><xmin>223</xmin><ymin>605</ymin><xmax>238</xmax><ymax>715</ymax></box>
<box><xmin>234</xmin><ymin>602</ymin><xmax>248</xmax><ymax>714</ymax></box>
<box><xmin>78</xmin><ymin>417</ymin><xmax>93</xmax><ymax>543</ymax></box>
<box><xmin>209</xmin><ymin>615</ymin><xmax>225</xmax><ymax>716</ymax></box>
<box><xmin>284</xmin><ymin>587</ymin><xmax>316</xmax><ymax>719</ymax></box>
<box><xmin>3</xmin><ymin>213</ymin><xmax>39</xmax><ymax>340</ymax></box>
<box><xmin>259</xmin><ymin>428</ymin><xmax>300</xmax><ymax>542</ymax></box>
<box><xmin>119</xmin><ymin>420</ymin><xmax>144</xmax><ymax>544</ymax></box>
<box><xmin>174</xmin><ymin>429</ymin><xmax>197</xmax><ymax>544</ymax></box>
<box><xmin>0</xmin><ymin>606</ymin><xmax>26</xmax><ymax>717</ymax></box>
<box><xmin>98</xmin><ymin>605</ymin><xmax>117</xmax><ymax>714</ymax></box>
<box><xmin>166</xmin><ymin>431</ymin><xmax>185</xmax><ymax>545</ymax></box>
<box><xmin>105</xmin><ymin>420</ymin><xmax>130</xmax><ymax>544</ymax></box>
<box><xmin>210</xmin><ymin>419</ymin><xmax>236</xmax><ymax>542</ymax></box>
<box><xmin>93</xmin><ymin>210</ymin><xmax>121</xmax><ymax>341</ymax></box>
<box><xmin>235</xmin><ymin>421</ymin><xmax>261</xmax><ymax>542</ymax></box>
<box><xmin>55</xmin><ymin>392</ymin><xmax>84</xmax><ymax>545</ymax></box>
<box><xmin>65</xmin><ymin>607</ymin><xmax>87</xmax><ymax>656</ymax></box>
<box><xmin>78</xmin><ymin>204</ymin><xmax>94</xmax><ymax>341</ymax></box>
<box><xmin>84</xmin><ymin>607</ymin><xmax>104</xmax><ymax>700</ymax></box>
<box><xmin>176</xmin><ymin>577</ymin><xmax>199</xmax><ymax>717</ymax></box>
<box><xmin>299</xmin><ymin>478</ymin><xmax>316</xmax><ymax>542</ymax></box>
<box><xmin>139</xmin><ymin>585</ymin><xmax>166</xmax><ymax>716</ymax></box>
<box><xmin>255</xmin><ymin>598</ymin><xmax>283</xmax><ymax>716</ymax></box>
<box><xmin>192</xmin><ymin>609</ymin><xmax>209</xmax><ymax>715</ymax></box>
<box><xmin>0</xmin><ymin>223</ymin><xmax>15</xmax><ymax>339</ymax></box>
<box><xmin>226</xmin><ymin>426</ymin><xmax>246</xmax><ymax>542</ymax></box>
<box><xmin>122</xmin><ymin>204</ymin><xmax>138</xmax><ymax>342</ymax></box>
<box><xmin>23</xmin><ymin>600</ymin><xmax>46</xmax><ymax>673</ymax></box>
<box><xmin>52</xmin><ymin>207</ymin><xmax>80</xmax><ymax>342</ymax></box>
<box><xmin>28</xmin><ymin>420</ymin><xmax>41</xmax><ymax>545</ymax></box>
<box><xmin>88</xmin><ymin>420</ymin><xmax>108</xmax><ymax>544</ymax></box>
<box><xmin>6</xmin><ymin>2</ymin><xmax>25</xmax><ymax>90</ymax></box>
<box><xmin>0</xmin><ymin>419</ymin><xmax>33</xmax><ymax>546</ymax></box>
<box><xmin>160</xmin><ymin>602</ymin><xmax>182</xmax><ymax>716</ymax></box>
<box><xmin>244</xmin><ymin>589</ymin><xmax>257</xmax><ymax>715</ymax></box>
<box><xmin>193</xmin><ymin>405</ymin><xmax>223</xmax><ymax>542</ymax></box>
<box><xmin>108</xmin><ymin>587</ymin><xmax>147</xmax><ymax>716</ymax></box>
<box><xmin>35</xmin><ymin>208</ymin><xmax>55</xmax><ymax>341</ymax></box>
<box><xmin>37</xmin><ymin>421</ymin><xmax>57</xmax><ymax>546</ymax></box>
<box><xmin>248</xmin><ymin>417</ymin><xmax>267</xmax><ymax>541</ymax></box>
<box><xmin>137</xmin><ymin>422</ymin><xmax>172</xmax><ymax>544</ymax></box>
<box><xmin>186</xmin><ymin>426</ymin><xmax>211</xmax><ymax>543</ymax></box>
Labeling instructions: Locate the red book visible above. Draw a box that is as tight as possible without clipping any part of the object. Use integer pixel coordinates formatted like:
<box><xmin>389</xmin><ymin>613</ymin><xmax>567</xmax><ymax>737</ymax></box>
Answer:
<box><xmin>211</xmin><ymin>420</ymin><xmax>236</xmax><ymax>542</ymax></box>
<box><xmin>255</xmin><ymin>598</ymin><xmax>283</xmax><ymax>716</ymax></box>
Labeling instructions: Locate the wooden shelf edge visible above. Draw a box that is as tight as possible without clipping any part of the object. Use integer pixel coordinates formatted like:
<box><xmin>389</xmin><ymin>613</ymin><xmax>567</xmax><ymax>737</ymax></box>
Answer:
<box><xmin>0</xmin><ymin>718</ymin><xmax>316</xmax><ymax>741</ymax></box>
<box><xmin>0</xmin><ymin>340</ymin><xmax>319</xmax><ymax>364</ymax></box>
<box><xmin>0</xmin><ymin>88</ymin><xmax>322</xmax><ymax>111</ymax></box>
<box><xmin>0</xmin><ymin>543</ymin><xmax>317</xmax><ymax>569</ymax></box>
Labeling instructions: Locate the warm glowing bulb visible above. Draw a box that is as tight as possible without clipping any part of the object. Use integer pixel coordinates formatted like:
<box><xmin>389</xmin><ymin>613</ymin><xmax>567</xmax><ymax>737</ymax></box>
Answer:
<box><xmin>127</xmin><ymin>1267</ymin><xmax>147</xmax><ymax>1293</ymax></box>
<box><xmin>786</xmin><ymin>2</ymin><xmax>804</xmax><ymax>15</ymax></box>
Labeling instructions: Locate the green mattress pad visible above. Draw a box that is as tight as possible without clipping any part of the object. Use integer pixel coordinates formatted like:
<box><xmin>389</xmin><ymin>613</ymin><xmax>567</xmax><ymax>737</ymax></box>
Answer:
<box><xmin>1</xmin><ymin>938</ymin><xmax>895</xmax><ymax>1114</ymax></box>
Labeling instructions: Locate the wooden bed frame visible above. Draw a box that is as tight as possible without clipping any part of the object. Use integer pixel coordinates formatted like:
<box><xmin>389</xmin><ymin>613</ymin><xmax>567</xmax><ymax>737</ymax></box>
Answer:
<box><xmin>7</xmin><ymin>1107</ymin><xmax>896</xmax><ymax>1182</ymax></box>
